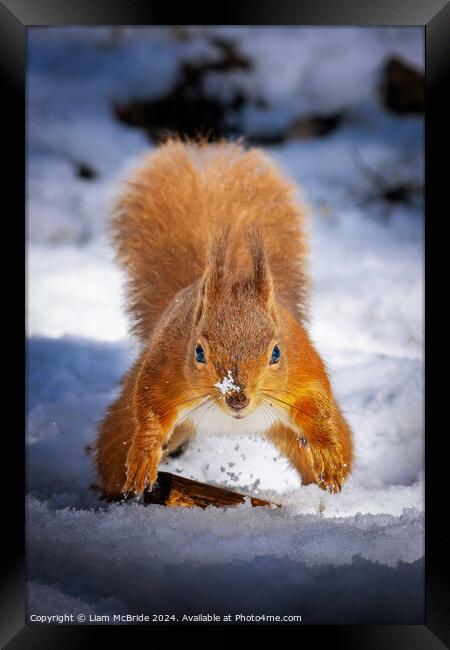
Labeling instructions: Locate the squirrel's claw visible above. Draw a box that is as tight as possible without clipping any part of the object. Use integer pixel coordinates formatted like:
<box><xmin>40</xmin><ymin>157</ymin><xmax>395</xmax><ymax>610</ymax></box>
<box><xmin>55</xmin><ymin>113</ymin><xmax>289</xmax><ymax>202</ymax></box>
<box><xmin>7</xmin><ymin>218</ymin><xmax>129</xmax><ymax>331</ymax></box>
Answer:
<box><xmin>123</xmin><ymin>447</ymin><xmax>159</xmax><ymax>496</ymax></box>
<box><xmin>311</xmin><ymin>446</ymin><xmax>345</xmax><ymax>493</ymax></box>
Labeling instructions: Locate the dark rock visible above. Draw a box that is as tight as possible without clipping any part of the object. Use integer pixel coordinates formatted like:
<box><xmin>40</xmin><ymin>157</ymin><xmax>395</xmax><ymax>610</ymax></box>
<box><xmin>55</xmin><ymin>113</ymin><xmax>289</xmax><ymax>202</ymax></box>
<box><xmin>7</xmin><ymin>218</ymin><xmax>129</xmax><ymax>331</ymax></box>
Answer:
<box><xmin>247</xmin><ymin>111</ymin><xmax>345</xmax><ymax>146</ymax></box>
<box><xmin>286</xmin><ymin>111</ymin><xmax>344</xmax><ymax>140</ymax></box>
<box><xmin>380</xmin><ymin>56</ymin><xmax>424</xmax><ymax>114</ymax></box>
<box><xmin>113</xmin><ymin>36</ymin><xmax>255</xmax><ymax>143</ymax></box>
<box><xmin>75</xmin><ymin>162</ymin><xmax>98</xmax><ymax>180</ymax></box>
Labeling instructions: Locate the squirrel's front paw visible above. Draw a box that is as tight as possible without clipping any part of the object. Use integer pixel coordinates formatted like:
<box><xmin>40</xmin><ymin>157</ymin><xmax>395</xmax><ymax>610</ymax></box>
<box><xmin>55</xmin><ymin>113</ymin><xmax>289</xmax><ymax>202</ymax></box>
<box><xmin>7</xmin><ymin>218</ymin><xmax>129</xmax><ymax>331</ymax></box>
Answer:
<box><xmin>310</xmin><ymin>445</ymin><xmax>347</xmax><ymax>493</ymax></box>
<box><xmin>123</xmin><ymin>444</ymin><xmax>161</xmax><ymax>497</ymax></box>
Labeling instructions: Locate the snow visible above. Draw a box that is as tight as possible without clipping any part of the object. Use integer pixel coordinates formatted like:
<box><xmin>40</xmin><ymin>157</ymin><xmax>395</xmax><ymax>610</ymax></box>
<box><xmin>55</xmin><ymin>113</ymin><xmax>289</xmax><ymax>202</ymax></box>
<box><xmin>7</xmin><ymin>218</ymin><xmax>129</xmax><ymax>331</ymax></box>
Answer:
<box><xmin>214</xmin><ymin>370</ymin><xmax>241</xmax><ymax>395</ymax></box>
<box><xmin>26</xmin><ymin>27</ymin><xmax>424</xmax><ymax>623</ymax></box>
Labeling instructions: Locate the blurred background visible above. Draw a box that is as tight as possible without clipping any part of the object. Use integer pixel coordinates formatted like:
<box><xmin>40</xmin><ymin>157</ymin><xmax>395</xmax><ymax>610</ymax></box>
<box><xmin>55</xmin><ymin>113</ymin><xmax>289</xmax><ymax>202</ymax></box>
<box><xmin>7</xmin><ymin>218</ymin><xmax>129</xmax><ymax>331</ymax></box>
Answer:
<box><xmin>26</xmin><ymin>27</ymin><xmax>424</xmax><ymax>623</ymax></box>
<box><xmin>27</xmin><ymin>27</ymin><xmax>424</xmax><ymax>246</ymax></box>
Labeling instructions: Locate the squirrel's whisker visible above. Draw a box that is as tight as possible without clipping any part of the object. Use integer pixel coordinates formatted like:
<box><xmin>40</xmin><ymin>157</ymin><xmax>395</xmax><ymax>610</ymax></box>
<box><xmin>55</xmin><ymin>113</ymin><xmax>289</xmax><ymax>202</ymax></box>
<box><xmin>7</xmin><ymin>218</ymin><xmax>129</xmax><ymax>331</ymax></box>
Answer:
<box><xmin>259</xmin><ymin>391</ymin><xmax>328</xmax><ymax>426</ymax></box>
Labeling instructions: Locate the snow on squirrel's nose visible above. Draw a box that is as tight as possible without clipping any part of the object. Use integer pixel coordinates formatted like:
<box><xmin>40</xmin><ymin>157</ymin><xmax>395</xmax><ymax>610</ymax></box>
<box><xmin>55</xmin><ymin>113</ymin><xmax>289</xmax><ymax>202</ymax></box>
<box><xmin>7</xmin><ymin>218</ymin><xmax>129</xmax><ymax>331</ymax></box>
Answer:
<box><xmin>214</xmin><ymin>370</ymin><xmax>240</xmax><ymax>395</ymax></box>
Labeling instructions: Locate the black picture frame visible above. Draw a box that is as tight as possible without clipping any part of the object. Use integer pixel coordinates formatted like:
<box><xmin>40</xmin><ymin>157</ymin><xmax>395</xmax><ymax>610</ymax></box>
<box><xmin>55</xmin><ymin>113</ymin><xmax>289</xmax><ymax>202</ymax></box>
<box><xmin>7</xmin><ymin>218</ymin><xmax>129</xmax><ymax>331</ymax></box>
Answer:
<box><xmin>5</xmin><ymin>0</ymin><xmax>448</xmax><ymax>645</ymax></box>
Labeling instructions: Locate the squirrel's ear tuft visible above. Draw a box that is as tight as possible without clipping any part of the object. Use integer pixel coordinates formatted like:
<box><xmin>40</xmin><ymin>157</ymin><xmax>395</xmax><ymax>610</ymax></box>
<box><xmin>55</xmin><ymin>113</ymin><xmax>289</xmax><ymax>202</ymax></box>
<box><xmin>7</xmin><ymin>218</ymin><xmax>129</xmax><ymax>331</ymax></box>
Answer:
<box><xmin>205</xmin><ymin>223</ymin><xmax>230</xmax><ymax>299</ymax></box>
<box><xmin>195</xmin><ymin>224</ymin><xmax>230</xmax><ymax>324</ymax></box>
<box><xmin>246</xmin><ymin>225</ymin><xmax>274</xmax><ymax>306</ymax></box>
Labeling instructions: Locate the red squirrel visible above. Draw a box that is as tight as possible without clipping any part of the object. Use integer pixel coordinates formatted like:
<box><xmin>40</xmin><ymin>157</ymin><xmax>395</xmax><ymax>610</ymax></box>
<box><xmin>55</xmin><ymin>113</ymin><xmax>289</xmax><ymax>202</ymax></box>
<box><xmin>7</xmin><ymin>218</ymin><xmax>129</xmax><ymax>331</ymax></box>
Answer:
<box><xmin>96</xmin><ymin>139</ymin><xmax>353</xmax><ymax>498</ymax></box>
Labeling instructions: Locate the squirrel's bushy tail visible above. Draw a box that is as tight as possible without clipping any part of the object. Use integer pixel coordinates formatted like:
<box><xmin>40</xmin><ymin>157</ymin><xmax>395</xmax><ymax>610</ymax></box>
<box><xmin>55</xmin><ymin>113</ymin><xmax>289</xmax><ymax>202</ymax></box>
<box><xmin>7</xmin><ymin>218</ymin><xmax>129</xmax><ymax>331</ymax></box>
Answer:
<box><xmin>112</xmin><ymin>138</ymin><xmax>308</xmax><ymax>340</ymax></box>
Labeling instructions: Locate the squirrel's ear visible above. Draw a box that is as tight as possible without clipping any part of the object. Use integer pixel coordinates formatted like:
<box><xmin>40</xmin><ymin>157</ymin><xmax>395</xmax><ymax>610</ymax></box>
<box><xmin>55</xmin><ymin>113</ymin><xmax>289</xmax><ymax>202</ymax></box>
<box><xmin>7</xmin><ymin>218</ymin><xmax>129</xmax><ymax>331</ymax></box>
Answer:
<box><xmin>204</xmin><ymin>224</ymin><xmax>229</xmax><ymax>299</ymax></box>
<box><xmin>194</xmin><ymin>225</ymin><xmax>229</xmax><ymax>324</ymax></box>
<box><xmin>247</xmin><ymin>226</ymin><xmax>274</xmax><ymax>305</ymax></box>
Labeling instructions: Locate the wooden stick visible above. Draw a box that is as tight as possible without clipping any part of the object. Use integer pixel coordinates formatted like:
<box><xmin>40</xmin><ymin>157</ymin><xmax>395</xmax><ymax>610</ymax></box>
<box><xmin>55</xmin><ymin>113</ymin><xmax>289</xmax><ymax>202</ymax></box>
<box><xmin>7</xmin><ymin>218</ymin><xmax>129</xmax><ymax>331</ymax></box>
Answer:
<box><xmin>143</xmin><ymin>471</ymin><xmax>281</xmax><ymax>509</ymax></box>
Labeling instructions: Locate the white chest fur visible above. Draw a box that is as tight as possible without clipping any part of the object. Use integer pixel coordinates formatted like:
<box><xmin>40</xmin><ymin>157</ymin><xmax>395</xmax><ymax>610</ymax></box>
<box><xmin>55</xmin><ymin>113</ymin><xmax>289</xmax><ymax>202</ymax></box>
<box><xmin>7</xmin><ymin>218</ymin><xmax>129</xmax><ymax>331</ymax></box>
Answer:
<box><xmin>173</xmin><ymin>401</ymin><xmax>293</xmax><ymax>437</ymax></box>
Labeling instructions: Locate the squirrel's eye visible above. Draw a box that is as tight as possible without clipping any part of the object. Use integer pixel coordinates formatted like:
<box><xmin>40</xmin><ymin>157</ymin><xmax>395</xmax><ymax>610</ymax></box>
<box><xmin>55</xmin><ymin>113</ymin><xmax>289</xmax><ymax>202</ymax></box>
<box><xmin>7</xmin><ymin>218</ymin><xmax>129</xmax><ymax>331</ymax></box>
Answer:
<box><xmin>269</xmin><ymin>345</ymin><xmax>281</xmax><ymax>365</ymax></box>
<box><xmin>195</xmin><ymin>344</ymin><xmax>206</xmax><ymax>363</ymax></box>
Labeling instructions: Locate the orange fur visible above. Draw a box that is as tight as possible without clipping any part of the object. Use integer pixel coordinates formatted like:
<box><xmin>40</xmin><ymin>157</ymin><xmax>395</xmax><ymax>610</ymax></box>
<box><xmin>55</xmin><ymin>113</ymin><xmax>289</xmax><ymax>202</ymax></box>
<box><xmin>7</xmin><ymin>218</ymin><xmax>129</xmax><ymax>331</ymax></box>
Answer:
<box><xmin>96</xmin><ymin>138</ymin><xmax>353</xmax><ymax>498</ymax></box>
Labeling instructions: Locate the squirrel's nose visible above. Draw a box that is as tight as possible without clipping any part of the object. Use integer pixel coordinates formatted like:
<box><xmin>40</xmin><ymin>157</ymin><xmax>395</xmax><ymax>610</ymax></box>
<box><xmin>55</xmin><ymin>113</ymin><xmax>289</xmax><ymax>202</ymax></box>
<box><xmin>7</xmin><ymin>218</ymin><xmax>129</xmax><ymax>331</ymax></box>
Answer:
<box><xmin>226</xmin><ymin>393</ymin><xmax>249</xmax><ymax>411</ymax></box>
